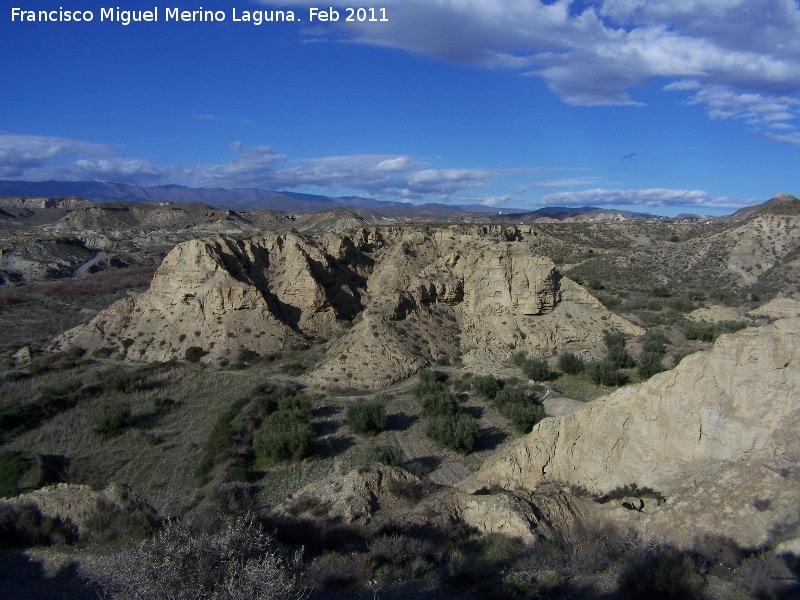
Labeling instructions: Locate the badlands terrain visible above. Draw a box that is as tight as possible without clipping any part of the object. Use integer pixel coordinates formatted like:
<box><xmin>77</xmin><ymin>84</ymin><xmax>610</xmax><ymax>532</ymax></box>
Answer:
<box><xmin>0</xmin><ymin>192</ymin><xmax>799</xmax><ymax>598</ymax></box>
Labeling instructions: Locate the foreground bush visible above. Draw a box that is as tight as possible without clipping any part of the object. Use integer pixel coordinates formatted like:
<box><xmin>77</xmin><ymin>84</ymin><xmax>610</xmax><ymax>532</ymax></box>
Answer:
<box><xmin>96</xmin><ymin>514</ymin><xmax>305</xmax><ymax>600</ymax></box>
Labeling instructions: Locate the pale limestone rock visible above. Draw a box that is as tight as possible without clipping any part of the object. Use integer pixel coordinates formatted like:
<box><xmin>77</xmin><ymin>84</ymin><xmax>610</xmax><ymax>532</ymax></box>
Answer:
<box><xmin>462</xmin><ymin>319</ymin><xmax>800</xmax><ymax>548</ymax></box>
<box><xmin>53</xmin><ymin>226</ymin><xmax>641</xmax><ymax>389</ymax></box>
<box><xmin>687</xmin><ymin>305</ymin><xmax>744</xmax><ymax>323</ymax></box>
<box><xmin>749</xmin><ymin>297</ymin><xmax>800</xmax><ymax>320</ymax></box>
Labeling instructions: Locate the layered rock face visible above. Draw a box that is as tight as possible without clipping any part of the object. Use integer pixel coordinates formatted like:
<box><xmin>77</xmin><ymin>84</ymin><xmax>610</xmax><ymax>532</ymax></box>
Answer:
<box><xmin>462</xmin><ymin>318</ymin><xmax>800</xmax><ymax>548</ymax></box>
<box><xmin>54</xmin><ymin>226</ymin><xmax>642</xmax><ymax>387</ymax></box>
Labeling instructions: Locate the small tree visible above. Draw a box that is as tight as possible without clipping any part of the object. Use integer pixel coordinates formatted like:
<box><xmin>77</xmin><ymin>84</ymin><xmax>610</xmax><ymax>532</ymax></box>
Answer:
<box><xmin>419</xmin><ymin>389</ymin><xmax>460</xmax><ymax>418</ymax></box>
<box><xmin>92</xmin><ymin>403</ymin><xmax>131</xmax><ymax>437</ymax></box>
<box><xmin>346</xmin><ymin>399</ymin><xmax>387</xmax><ymax>436</ymax></box>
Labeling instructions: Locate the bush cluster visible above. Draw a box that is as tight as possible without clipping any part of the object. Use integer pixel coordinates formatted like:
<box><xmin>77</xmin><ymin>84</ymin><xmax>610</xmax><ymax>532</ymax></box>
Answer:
<box><xmin>492</xmin><ymin>386</ymin><xmax>545</xmax><ymax>434</ymax></box>
<box><xmin>253</xmin><ymin>409</ymin><xmax>315</xmax><ymax>464</ymax></box>
<box><xmin>425</xmin><ymin>414</ymin><xmax>480</xmax><ymax>453</ymax></box>
<box><xmin>603</xmin><ymin>331</ymin><xmax>635</xmax><ymax>369</ymax></box>
<box><xmin>413</xmin><ymin>370</ymin><xmax>479</xmax><ymax>453</ymax></box>
<box><xmin>513</xmin><ymin>352</ymin><xmax>556</xmax><ymax>381</ymax></box>
<box><xmin>587</xmin><ymin>360</ymin><xmax>627</xmax><ymax>387</ymax></box>
<box><xmin>471</xmin><ymin>374</ymin><xmax>502</xmax><ymax>399</ymax></box>
<box><xmin>683</xmin><ymin>320</ymin><xmax>748</xmax><ymax>343</ymax></box>
<box><xmin>638</xmin><ymin>329</ymin><xmax>669</xmax><ymax>380</ymax></box>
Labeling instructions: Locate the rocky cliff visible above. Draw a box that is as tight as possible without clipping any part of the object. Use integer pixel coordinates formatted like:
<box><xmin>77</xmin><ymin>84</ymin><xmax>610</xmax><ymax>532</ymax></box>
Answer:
<box><xmin>53</xmin><ymin>226</ymin><xmax>642</xmax><ymax>387</ymax></box>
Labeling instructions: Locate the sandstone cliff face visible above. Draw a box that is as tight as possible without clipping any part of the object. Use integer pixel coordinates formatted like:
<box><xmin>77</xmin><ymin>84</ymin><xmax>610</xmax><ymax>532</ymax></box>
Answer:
<box><xmin>462</xmin><ymin>318</ymin><xmax>800</xmax><ymax>548</ymax></box>
<box><xmin>53</xmin><ymin>226</ymin><xmax>642</xmax><ymax>387</ymax></box>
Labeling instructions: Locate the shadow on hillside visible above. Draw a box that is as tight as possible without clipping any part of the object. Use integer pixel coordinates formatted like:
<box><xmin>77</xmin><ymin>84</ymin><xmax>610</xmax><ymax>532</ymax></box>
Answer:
<box><xmin>404</xmin><ymin>455</ymin><xmax>441</xmax><ymax>477</ymax></box>
<box><xmin>0</xmin><ymin>551</ymin><xmax>101</xmax><ymax>600</ymax></box>
<box><xmin>473</xmin><ymin>426</ymin><xmax>507</xmax><ymax>452</ymax></box>
<box><xmin>315</xmin><ymin>435</ymin><xmax>354</xmax><ymax>458</ymax></box>
<box><xmin>463</xmin><ymin>405</ymin><xmax>484</xmax><ymax>419</ymax></box>
<box><xmin>386</xmin><ymin>412</ymin><xmax>418</xmax><ymax>431</ymax></box>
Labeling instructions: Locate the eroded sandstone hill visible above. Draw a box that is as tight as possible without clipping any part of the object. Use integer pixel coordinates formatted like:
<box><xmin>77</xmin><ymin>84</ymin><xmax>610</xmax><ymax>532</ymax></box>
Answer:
<box><xmin>53</xmin><ymin>225</ymin><xmax>642</xmax><ymax>388</ymax></box>
<box><xmin>461</xmin><ymin>317</ymin><xmax>800</xmax><ymax>548</ymax></box>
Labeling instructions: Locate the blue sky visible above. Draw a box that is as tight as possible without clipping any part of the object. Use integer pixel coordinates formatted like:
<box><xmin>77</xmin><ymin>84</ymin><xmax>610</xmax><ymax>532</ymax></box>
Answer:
<box><xmin>2</xmin><ymin>0</ymin><xmax>800</xmax><ymax>215</ymax></box>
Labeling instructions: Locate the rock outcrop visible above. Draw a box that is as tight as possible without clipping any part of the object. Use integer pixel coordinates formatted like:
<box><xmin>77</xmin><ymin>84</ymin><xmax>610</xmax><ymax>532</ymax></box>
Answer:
<box><xmin>4</xmin><ymin>482</ymin><xmax>159</xmax><ymax>538</ymax></box>
<box><xmin>53</xmin><ymin>226</ymin><xmax>642</xmax><ymax>388</ymax></box>
<box><xmin>462</xmin><ymin>319</ymin><xmax>800</xmax><ymax>548</ymax></box>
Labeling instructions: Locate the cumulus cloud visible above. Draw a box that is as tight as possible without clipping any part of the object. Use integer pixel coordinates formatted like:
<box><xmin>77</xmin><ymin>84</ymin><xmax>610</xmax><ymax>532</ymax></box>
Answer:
<box><xmin>0</xmin><ymin>132</ymin><xmax>501</xmax><ymax>199</ymax></box>
<box><xmin>259</xmin><ymin>0</ymin><xmax>800</xmax><ymax>135</ymax></box>
<box><xmin>0</xmin><ymin>132</ymin><xmax>165</xmax><ymax>181</ymax></box>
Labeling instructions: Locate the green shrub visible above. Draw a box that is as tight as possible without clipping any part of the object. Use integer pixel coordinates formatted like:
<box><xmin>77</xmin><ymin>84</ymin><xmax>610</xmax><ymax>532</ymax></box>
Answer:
<box><xmin>587</xmin><ymin>361</ymin><xmax>627</xmax><ymax>387</ymax></box>
<box><xmin>683</xmin><ymin>320</ymin><xmax>748</xmax><ymax>343</ymax></box>
<box><xmin>472</xmin><ymin>375</ymin><xmax>502</xmax><ymax>399</ymax></box>
<box><xmin>493</xmin><ymin>386</ymin><xmax>528</xmax><ymax>407</ymax></box>
<box><xmin>604</xmin><ymin>331</ymin><xmax>635</xmax><ymax>369</ymax></box>
<box><xmin>346</xmin><ymin>399</ymin><xmax>387</xmax><ymax>436</ymax></box>
<box><xmin>92</xmin><ymin>403</ymin><xmax>132</xmax><ymax>437</ymax></box>
<box><xmin>253</xmin><ymin>410</ymin><xmax>315</xmax><ymax>463</ymax></box>
<box><xmin>521</xmin><ymin>358</ymin><xmax>555</xmax><ymax>381</ymax></box>
<box><xmin>558</xmin><ymin>352</ymin><xmax>585</xmax><ymax>375</ymax></box>
<box><xmin>360</xmin><ymin>444</ymin><xmax>404</xmax><ymax>468</ymax></box>
<box><xmin>512</xmin><ymin>351</ymin><xmax>528</xmax><ymax>367</ymax></box>
<box><xmin>419</xmin><ymin>389</ymin><xmax>460</xmax><ymax>418</ymax></box>
<box><xmin>184</xmin><ymin>346</ymin><xmax>207</xmax><ymax>363</ymax></box>
<box><xmin>500</xmin><ymin>401</ymin><xmax>546</xmax><ymax>434</ymax></box>
<box><xmin>412</xmin><ymin>369</ymin><xmax>448</xmax><ymax>399</ymax></box>
<box><xmin>0</xmin><ymin>452</ymin><xmax>30</xmax><ymax>498</ymax></box>
<box><xmin>425</xmin><ymin>413</ymin><xmax>480</xmax><ymax>453</ymax></box>
<box><xmin>638</xmin><ymin>351</ymin><xmax>665</xmax><ymax>379</ymax></box>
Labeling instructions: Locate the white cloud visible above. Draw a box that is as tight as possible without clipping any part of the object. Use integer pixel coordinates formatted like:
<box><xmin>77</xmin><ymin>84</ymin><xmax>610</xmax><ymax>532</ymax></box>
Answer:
<box><xmin>0</xmin><ymin>132</ymin><xmax>165</xmax><ymax>181</ymax></box>
<box><xmin>257</xmin><ymin>0</ymin><xmax>800</xmax><ymax>134</ymax></box>
<box><xmin>0</xmin><ymin>132</ymin><xmax>759</xmax><ymax>212</ymax></box>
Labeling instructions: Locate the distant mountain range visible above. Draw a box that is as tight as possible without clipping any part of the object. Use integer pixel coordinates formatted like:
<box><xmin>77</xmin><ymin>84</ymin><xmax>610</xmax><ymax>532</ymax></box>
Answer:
<box><xmin>0</xmin><ymin>179</ymin><xmax>660</xmax><ymax>220</ymax></box>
